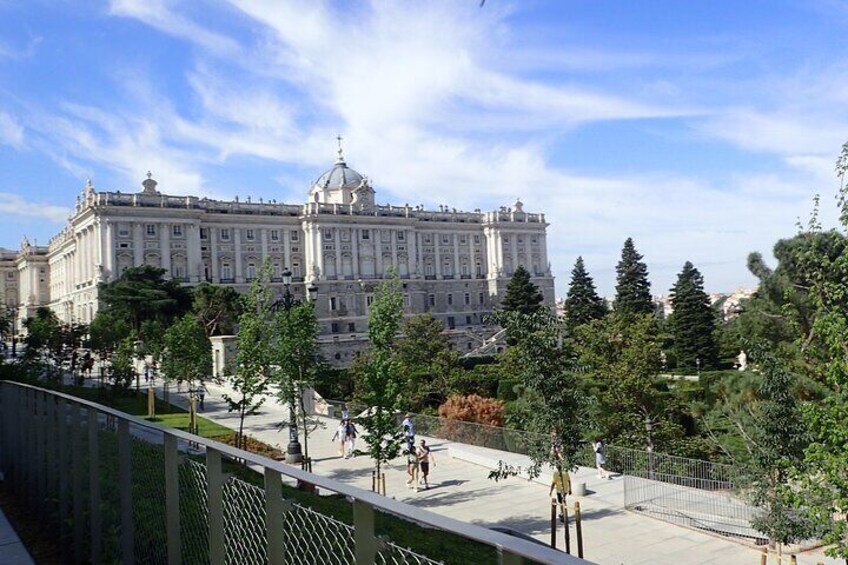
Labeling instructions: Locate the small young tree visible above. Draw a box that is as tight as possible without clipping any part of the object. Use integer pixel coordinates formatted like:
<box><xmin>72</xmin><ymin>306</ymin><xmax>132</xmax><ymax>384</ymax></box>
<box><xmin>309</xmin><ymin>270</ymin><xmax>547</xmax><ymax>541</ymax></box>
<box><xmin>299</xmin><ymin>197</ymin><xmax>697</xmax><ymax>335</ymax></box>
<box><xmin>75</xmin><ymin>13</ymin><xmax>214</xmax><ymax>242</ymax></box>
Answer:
<box><xmin>614</xmin><ymin>238</ymin><xmax>654</xmax><ymax>316</ymax></box>
<box><xmin>271</xmin><ymin>300</ymin><xmax>320</xmax><ymax>463</ymax></box>
<box><xmin>489</xmin><ymin>309</ymin><xmax>587</xmax><ymax>483</ymax></box>
<box><xmin>161</xmin><ymin>315</ymin><xmax>212</xmax><ymax>432</ymax></box>
<box><xmin>737</xmin><ymin>344</ymin><xmax>813</xmax><ymax>546</ymax></box>
<box><xmin>563</xmin><ymin>256</ymin><xmax>607</xmax><ymax>331</ymax></box>
<box><xmin>357</xmin><ymin>275</ymin><xmax>406</xmax><ymax>491</ymax></box>
<box><xmin>223</xmin><ymin>269</ymin><xmax>273</xmax><ymax>450</ymax></box>
<box><xmin>501</xmin><ymin>266</ymin><xmax>544</xmax><ymax>314</ymax></box>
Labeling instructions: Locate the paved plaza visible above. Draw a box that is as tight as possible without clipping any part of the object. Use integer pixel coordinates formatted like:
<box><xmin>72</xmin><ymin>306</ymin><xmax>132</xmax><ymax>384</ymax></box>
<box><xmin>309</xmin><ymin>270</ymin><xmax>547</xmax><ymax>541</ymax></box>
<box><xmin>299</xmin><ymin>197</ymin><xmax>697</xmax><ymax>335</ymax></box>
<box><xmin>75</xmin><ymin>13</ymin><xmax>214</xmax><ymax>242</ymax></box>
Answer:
<box><xmin>145</xmin><ymin>377</ymin><xmax>839</xmax><ymax>565</ymax></box>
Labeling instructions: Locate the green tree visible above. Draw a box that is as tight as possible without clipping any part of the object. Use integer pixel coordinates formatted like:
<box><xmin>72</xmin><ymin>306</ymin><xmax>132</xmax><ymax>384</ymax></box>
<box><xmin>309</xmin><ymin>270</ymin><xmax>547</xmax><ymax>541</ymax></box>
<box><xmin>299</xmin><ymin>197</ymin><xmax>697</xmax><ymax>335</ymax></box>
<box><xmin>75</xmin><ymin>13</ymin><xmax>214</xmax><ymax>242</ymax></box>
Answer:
<box><xmin>394</xmin><ymin>314</ymin><xmax>460</xmax><ymax>410</ymax></box>
<box><xmin>223</xmin><ymin>269</ymin><xmax>273</xmax><ymax>450</ymax></box>
<box><xmin>668</xmin><ymin>261</ymin><xmax>719</xmax><ymax>371</ymax></box>
<box><xmin>563</xmin><ymin>256</ymin><xmax>607</xmax><ymax>331</ymax></box>
<box><xmin>740</xmin><ymin>345</ymin><xmax>813</xmax><ymax>546</ymax></box>
<box><xmin>576</xmin><ymin>312</ymin><xmax>692</xmax><ymax>454</ymax></box>
<box><xmin>489</xmin><ymin>309</ymin><xmax>587</xmax><ymax>482</ymax></box>
<box><xmin>357</xmin><ymin>275</ymin><xmax>406</xmax><ymax>490</ymax></box>
<box><xmin>192</xmin><ymin>282</ymin><xmax>242</xmax><ymax>338</ymax></box>
<box><xmin>161</xmin><ymin>315</ymin><xmax>211</xmax><ymax>387</ymax></box>
<box><xmin>614</xmin><ymin>238</ymin><xmax>654</xmax><ymax>316</ymax></box>
<box><xmin>272</xmin><ymin>300</ymin><xmax>320</xmax><ymax>463</ymax></box>
<box><xmin>501</xmin><ymin>266</ymin><xmax>544</xmax><ymax>314</ymax></box>
<box><xmin>98</xmin><ymin>265</ymin><xmax>192</xmax><ymax>333</ymax></box>
<box><xmin>22</xmin><ymin>307</ymin><xmax>61</xmax><ymax>361</ymax></box>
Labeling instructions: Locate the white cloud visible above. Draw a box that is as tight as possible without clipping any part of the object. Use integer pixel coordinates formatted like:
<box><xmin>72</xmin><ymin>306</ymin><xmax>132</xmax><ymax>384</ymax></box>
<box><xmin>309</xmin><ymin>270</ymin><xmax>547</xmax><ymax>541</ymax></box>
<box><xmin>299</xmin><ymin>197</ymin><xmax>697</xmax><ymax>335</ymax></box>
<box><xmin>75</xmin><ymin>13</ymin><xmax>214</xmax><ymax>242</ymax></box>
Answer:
<box><xmin>108</xmin><ymin>0</ymin><xmax>241</xmax><ymax>56</ymax></box>
<box><xmin>0</xmin><ymin>192</ymin><xmax>68</xmax><ymax>223</ymax></box>
<box><xmin>0</xmin><ymin>111</ymin><xmax>24</xmax><ymax>149</ymax></box>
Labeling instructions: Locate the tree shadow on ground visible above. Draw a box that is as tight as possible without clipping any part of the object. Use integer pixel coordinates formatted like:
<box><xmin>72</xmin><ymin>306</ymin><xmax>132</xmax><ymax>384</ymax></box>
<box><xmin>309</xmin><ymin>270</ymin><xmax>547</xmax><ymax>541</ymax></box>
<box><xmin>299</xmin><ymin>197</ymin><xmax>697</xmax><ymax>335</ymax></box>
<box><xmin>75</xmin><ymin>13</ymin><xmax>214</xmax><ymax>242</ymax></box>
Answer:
<box><xmin>404</xmin><ymin>484</ymin><xmax>515</xmax><ymax>509</ymax></box>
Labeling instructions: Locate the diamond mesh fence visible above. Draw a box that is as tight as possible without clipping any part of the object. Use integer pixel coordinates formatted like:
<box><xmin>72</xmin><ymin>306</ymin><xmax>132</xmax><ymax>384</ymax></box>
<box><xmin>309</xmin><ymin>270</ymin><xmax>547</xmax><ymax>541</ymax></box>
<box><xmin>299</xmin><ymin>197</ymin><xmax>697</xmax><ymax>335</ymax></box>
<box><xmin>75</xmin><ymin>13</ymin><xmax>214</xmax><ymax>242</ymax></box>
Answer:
<box><xmin>223</xmin><ymin>469</ymin><xmax>268</xmax><ymax>565</ymax></box>
<box><xmin>130</xmin><ymin>425</ymin><xmax>168</xmax><ymax>565</ymax></box>
<box><xmin>377</xmin><ymin>541</ymin><xmax>444</xmax><ymax>565</ymax></box>
<box><xmin>180</xmin><ymin>457</ymin><xmax>210</xmax><ymax>563</ymax></box>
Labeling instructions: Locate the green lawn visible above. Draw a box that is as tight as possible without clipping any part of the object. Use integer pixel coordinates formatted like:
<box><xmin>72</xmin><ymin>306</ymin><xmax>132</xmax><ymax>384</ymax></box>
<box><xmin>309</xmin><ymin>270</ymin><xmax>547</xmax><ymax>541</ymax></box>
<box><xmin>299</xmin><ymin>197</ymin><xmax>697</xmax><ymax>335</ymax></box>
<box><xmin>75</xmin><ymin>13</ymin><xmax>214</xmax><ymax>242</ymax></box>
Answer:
<box><xmin>57</xmin><ymin>384</ymin><xmax>234</xmax><ymax>438</ymax></box>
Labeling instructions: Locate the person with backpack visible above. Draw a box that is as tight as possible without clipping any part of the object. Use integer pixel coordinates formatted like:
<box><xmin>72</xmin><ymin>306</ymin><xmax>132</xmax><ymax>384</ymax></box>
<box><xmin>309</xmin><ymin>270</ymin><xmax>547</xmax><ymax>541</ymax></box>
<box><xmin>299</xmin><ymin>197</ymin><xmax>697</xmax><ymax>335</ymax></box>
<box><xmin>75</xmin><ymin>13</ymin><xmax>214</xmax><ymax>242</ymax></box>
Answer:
<box><xmin>344</xmin><ymin>419</ymin><xmax>358</xmax><ymax>459</ymax></box>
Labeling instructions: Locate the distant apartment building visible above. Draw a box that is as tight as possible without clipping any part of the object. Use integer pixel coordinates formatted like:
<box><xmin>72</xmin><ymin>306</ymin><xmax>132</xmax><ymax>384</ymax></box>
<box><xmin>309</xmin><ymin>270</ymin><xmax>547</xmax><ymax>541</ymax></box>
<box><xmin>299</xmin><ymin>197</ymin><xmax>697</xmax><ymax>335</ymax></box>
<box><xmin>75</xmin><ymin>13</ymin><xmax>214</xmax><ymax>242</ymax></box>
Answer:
<box><xmin>1</xmin><ymin>148</ymin><xmax>554</xmax><ymax>363</ymax></box>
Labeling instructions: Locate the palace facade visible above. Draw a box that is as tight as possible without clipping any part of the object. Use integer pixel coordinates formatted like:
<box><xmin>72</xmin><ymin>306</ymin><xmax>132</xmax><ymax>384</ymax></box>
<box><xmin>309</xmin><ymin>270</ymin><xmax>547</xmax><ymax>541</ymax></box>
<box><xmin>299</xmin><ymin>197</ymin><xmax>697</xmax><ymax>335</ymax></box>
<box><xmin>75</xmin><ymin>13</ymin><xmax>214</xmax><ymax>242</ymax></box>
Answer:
<box><xmin>2</xmin><ymin>150</ymin><xmax>554</xmax><ymax>363</ymax></box>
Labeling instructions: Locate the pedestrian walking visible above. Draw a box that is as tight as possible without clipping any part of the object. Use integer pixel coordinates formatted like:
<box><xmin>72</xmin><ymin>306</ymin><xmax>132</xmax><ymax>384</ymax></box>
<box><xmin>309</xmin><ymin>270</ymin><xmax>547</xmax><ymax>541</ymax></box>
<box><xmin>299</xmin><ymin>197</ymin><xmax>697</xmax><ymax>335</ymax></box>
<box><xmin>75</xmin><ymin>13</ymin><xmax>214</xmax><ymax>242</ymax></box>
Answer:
<box><xmin>344</xmin><ymin>419</ymin><xmax>358</xmax><ymax>459</ymax></box>
<box><xmin>144</xmin><ymin>364</ymin><xmax>150</xmax><ymax>382</ymax></box>
<box><xmin>341</xmin><ymin>404</ymin><xmax>350</xmax><ymax>421</ymax></box>
<box><xmin>549</xmin><ymin>467</ymin><xmax>571</xmax><ymax>522</ymax></box>
<box><xmin>198</xmin><ymin>381</ymin><xmax>207</xmax><ymax>411</ymax></box>
<box><xmin>417</xmin><ymin>439</ymin><xmax>434</xmax><ymax>489</ymax></box>
<box><xmin>331</xmin><ymin>419</ymin><xmax>346</xmax><ymax>457</ymax></box>
<box><xmin>593</xmin><ymin>437</ymin><xmax>610</xmax><ymax>479</ymax></box>
<box><xmin>402</xmin><ymin>412</ymin><xmax>415</xmax><ymax>452</ymax></box>
<box><xmin>406</xmin><ymin>449</ymin><xmax>420</xmax><ymax>491</ymax></box>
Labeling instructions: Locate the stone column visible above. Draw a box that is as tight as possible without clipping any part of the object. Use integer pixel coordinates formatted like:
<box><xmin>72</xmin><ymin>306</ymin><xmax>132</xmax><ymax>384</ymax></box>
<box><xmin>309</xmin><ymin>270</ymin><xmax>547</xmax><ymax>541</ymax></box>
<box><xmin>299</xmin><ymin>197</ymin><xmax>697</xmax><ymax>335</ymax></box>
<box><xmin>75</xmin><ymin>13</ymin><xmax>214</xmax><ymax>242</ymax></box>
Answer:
<box><xmin>234</xmin><ymin>228</ymin><xmax>243</xmax><ymax>283</ymax></box>
<box><xmin>160</xmin><ymin>222</ymin><xmax>171</xmax><ymax>276</ymax></box>
<box><xmin>540</xmin><ymin>234</ymin><xmax>549</xmax><ymax>275</ymax></box>
<box><xmin>102</xmin><ymin>221</ymin><xmax>114</xmax><ymax>281</ymax></box>
<box><xmin>375</xmin><ymin>230</ymin><xmax>384</xmax><ymax>277</ymax></box>
<box><xmin>434</xmin><ymin>233</ymin><xmax>441</xmax><ymax>279</ymax></box>
<box><xmin>352</xmin><ymin>228</ymin><xmax>360</xmax><ymax>279</ymax></box>
<box><xmin>410</xmin><ymin>230</ymin><xmax>419</xmax><ymax>277</ymax></box>
<box><xmin>283</xmin><ymin>227</ymin><xmax>291</xmax><ymax>268</ymax></box>
<box><xmin>188</xmin><ymin>223</ymin><xmax>202</xmax><ymax>282</ymax></box>
<box><xmin>210</xmin><ymin>227</ymin><xmax>219</xmax><ymax>283</ymax></box>
<box><xmin>469</xmin><ymin>233</ymin><xmax>476</xmax><ymax>277</ymax></box>
<box><xmin>334</xmin><ymin>227</ymin><xmax>342</xmax><ymax>279</ymax></box>
<box><xmin>511</xmin><ymin>234</ymin><xmax>519</xmax><ymax>273</ymax></box>
<box><xmin>390</xmin><ymin>230</ymin><xmax>398</xmax><ymax>273</ymax></box>
<box><xmin>260</xmin><ymin>228</ymin><xmax>268</xmax><ymax>263</ymax></box>
<box><xmin>525</xmin><ymin>233</ymin><xmax>533</xmax><ymax>275</ymax></box>
<box><xmin>453</xmin><ymin>234</ymin><xmax>460</xmax><ymax>278</ymax></box>
<box><xmin>133</xmin><ymin>223</ymin><xmax>144</xmax><ymax>266</ymax></box>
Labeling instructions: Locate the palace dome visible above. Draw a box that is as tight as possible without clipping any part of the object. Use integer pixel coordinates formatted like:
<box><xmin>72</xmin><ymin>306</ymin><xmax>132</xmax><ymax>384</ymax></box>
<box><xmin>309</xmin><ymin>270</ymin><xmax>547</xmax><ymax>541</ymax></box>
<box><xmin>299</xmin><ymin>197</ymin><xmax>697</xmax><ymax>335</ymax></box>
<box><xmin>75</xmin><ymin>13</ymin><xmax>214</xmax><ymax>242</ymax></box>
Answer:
<box><xmin>313</xmin><ymin>159</ymin><xmax>365</xmax><ymax>190</ymax></box>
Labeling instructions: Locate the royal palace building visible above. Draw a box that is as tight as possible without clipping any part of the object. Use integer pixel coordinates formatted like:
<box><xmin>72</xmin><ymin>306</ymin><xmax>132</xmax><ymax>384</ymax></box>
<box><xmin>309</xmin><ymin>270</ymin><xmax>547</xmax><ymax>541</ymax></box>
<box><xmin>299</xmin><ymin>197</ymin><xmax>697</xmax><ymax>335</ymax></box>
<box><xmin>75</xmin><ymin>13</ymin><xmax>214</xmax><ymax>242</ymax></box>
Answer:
<box><xmin>2</xmin><ymin>149</ymin><xmax>554</xmax><ymax>363</ymax></box>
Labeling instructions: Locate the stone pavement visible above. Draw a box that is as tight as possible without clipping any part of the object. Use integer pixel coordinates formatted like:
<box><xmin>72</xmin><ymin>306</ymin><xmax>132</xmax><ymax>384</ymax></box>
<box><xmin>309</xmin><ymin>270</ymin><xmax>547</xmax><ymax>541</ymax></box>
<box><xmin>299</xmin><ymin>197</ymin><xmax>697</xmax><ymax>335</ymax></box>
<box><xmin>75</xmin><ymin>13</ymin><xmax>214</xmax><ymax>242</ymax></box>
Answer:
<box><xmin>146</xmin><ymin>377</ymin><xmax>839</xmax><ymax>565</ymax></box>
<box><xmin>0</xmin><ymin>508</ymin><xmax>34</xmax><ymax>565</ymax></box>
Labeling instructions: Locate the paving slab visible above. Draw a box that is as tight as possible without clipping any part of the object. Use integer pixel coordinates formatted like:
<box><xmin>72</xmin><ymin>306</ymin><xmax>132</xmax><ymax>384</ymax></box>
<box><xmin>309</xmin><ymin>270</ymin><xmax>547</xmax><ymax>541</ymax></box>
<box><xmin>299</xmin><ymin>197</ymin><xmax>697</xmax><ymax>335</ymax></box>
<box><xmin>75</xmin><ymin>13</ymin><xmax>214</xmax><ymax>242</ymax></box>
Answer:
<box><xmin>0</xmin><ymin>508</ymin><xmax>34</xmax><ymax>565</ymax></box>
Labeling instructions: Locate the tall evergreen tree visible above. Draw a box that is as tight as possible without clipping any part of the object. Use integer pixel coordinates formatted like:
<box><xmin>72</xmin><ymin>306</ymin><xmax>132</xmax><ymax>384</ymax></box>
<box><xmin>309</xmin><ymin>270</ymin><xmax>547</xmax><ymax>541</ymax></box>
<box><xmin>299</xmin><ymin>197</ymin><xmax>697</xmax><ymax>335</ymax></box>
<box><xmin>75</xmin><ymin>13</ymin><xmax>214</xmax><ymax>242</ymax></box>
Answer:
<box><xmin>563</xmin><ymin>256</ymin><xmax>607</xmax><ymax>330</ymax></box>
<box><xmin>501</xmin><ymin>266</ymin><xmax>544</xmax><ymax>314</ymax></box>
<box><xmin>614</xmin><ymin>238</ymin><xmax>654</xmax><ymax>315</ymax></box>
<box><xmin>668</xmin><ymin>261</ymin><xmax>718</xmax><ymax>370</ymax></box>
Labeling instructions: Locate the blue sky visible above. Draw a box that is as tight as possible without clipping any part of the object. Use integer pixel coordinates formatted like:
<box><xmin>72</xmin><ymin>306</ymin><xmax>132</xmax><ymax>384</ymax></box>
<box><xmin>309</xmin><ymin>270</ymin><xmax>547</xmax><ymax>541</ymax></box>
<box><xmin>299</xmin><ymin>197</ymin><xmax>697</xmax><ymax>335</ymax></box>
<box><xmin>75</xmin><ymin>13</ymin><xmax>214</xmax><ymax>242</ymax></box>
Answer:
<box><xmin>1</xmin><ymin>0</ymin><xmax>847</xmax><ymax>297</ymax></box>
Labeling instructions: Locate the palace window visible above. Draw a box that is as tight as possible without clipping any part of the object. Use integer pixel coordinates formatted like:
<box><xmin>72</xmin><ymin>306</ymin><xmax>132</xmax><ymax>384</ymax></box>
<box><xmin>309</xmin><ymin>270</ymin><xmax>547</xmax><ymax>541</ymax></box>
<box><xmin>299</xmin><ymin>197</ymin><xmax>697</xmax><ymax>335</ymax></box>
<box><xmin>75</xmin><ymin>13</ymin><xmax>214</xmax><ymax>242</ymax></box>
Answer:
<box><xmin>479</xmin><ymin>292</ymin><xmax>485</xmax><ymax>304</ymax></box>
<box><xmin>324</xmin><ymin>229</ymin><xmax>333</xmax><ymax>240</ymax></box>
<box><xmin>200</xmin><ymin>228</ymin><xmax>208</xmax><ymax>240</ymax></box>
<box><xmin>220</xmin><ymin>229</ymin><xmax>230</xmax><ymax>241</ymax></box>
<box><xmin>172</xmin><ymin>225</ymin><xmax>183</xmax><ymax>237</ymax></box>
<box><xmin>291</xmin><ymin>230</ymin><xmax>299</xmax><ymax>242</ymax></box>
<box><xmin>246</xmin><ymin>229</ymin><xmax>255</xmax><ymax>241</ymax></box>
<box><xmin>447</xmin><ymin>293</ymin><xmax>453</xmax><ymax>306</ymax></box>
<box><xmin>474</xmin><ymin>235</ymin><xmax>480</xmax><ymax>244</ymax></box>
<box><xmin>221</xmin><ymin>263</ymin><xmax>232</xmax><ymax>280</ymax></box>
<box><xmin>292</xmin><ymin>263</ymin><xmax>301</xmax><ymax>277</ymax></box>
<box><xmin>246</xmin><ymin>262</ymin><xmax>257</xmax><ymax>280</ymax></box>
<box><xmin>428</xmin><ymin>294</ymin><xmax>435</xmax><ymax>306</ymax></box>
<box><xmin>146</xmin><ymin>224</ymin><xmax>156</xmax><ymax>236</ymax></box>
<box><xmin>397</xmin><ymin>231</ymin><xmax>405</xmax><ymax>242</ymax></box>
<box><xmin>362</xmin><ymin>229</ymin><xmax>370</xmax><ymax>240</ymax></box>
<box><xmin>442</xmin><ymin>234</ymin><xmax>450</xmax><ymax>245</ymax></box>
<box><xmin>348</xmin><ymin>322</ymin><xmax>356</xmax><ymax>333</ymax></box>
<box><xmin>270</xmin><ymin>230</ymin><xmax>280</xmax><ymax>241</ymax></box>
<box><xmin>118</xmin><ymin>224</ymin><xmax>130</xmax><ymax>237</ymax></box>
<box><xmin>464</xmin><ymin>293</ymin><xmax>470</xmax><ymax>305</ymax></box>
<box><xmin>329</xmin><ymin>296</ymin><xmax>337</xmax><ymax>311</ymax></box>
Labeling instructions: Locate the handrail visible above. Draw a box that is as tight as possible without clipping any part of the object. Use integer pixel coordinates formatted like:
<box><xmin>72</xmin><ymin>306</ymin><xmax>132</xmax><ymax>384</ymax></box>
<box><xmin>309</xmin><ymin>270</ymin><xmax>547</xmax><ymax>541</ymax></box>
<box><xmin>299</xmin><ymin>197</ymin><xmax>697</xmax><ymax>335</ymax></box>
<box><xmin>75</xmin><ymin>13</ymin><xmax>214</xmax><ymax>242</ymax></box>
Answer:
<box><xmin>1</xmin><ymin>381</ymin><xmax>588</xmax><ymax>565</ymax></box>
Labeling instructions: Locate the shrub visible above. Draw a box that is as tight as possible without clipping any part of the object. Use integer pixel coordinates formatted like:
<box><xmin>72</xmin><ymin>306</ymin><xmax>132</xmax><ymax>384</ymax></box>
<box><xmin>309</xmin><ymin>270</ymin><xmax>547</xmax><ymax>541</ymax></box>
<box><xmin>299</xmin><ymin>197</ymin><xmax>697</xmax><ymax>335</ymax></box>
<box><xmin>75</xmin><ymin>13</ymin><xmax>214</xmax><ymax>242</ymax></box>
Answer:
<box><xmin>438</xmin><ymin>394</ymin><xmax>505</xmax><ymax>426</ymax></box>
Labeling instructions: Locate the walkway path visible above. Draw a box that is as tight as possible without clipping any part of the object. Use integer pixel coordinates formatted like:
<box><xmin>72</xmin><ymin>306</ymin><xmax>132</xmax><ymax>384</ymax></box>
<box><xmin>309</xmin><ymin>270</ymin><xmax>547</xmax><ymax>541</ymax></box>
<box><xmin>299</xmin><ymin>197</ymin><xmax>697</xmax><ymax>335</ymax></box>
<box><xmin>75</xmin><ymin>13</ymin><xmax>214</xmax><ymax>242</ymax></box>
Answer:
<box><xmin>145</xmin><ymin>377</ymin><xmax>839</xmax><ymax>565</ymax></box>
<box><xmin>0</xmin><ymin>508</ymin><xmax>35</xmax><ymax>565</ymax></box>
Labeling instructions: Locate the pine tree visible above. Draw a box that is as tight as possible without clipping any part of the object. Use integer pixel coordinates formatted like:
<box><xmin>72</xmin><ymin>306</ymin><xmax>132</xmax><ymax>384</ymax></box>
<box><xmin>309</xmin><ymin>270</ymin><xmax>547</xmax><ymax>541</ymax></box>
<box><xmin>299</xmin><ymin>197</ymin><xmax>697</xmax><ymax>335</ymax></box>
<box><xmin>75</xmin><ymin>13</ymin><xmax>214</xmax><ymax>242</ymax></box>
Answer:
<box><xmin>501</xmin><ymin>266</ymin><xmax>544</xmax><ymax>314</ymax></box>
<box><xmin>563</xmin><ymin>256</ymin><xmax>607</xmax><ymax>330</ymax></box>
<box><xmin>668</xmin><ymin>261</ymin><xmax>718</xmax><ymax>370</ymax></box>
<box><xmin>614</xmin><ymin>238</ymin><xmax>654</xmax><ymax>316</ymax></box>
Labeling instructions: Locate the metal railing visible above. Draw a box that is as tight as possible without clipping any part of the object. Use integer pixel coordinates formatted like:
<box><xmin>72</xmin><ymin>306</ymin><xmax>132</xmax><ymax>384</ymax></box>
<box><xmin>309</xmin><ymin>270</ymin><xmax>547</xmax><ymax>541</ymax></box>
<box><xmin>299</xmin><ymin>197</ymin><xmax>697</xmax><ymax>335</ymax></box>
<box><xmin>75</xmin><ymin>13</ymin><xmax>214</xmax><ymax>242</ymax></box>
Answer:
<box><xmin>0</xmin><ymin>381</ymin><xmax>583</xmax><ymax>565</ymax></box>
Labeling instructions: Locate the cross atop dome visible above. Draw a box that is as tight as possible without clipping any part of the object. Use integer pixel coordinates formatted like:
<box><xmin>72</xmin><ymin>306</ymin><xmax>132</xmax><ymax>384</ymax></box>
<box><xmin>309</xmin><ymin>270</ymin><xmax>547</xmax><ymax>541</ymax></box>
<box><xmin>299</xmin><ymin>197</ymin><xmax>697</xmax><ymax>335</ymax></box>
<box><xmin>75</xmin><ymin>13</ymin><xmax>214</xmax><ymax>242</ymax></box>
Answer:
<box><xmin>336</xmin><ymin>134</ymin><xmax>345</xmax><ymax>164</ymax></box>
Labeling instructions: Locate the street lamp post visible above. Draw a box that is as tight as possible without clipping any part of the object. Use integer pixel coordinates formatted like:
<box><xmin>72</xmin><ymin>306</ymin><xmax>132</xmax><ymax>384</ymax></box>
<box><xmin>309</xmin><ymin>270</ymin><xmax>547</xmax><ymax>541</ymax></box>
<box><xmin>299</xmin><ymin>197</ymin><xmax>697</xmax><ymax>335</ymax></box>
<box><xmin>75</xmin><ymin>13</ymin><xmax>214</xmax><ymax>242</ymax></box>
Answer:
<box><xmin>696</xmin><ymin>357</ymin><xmax>701</xmax><ymax>378</ymax></box>
<box><xmin>273</xmin><ymin>269</ymin><xmax>319</xmax><ymax>465</ymax></box>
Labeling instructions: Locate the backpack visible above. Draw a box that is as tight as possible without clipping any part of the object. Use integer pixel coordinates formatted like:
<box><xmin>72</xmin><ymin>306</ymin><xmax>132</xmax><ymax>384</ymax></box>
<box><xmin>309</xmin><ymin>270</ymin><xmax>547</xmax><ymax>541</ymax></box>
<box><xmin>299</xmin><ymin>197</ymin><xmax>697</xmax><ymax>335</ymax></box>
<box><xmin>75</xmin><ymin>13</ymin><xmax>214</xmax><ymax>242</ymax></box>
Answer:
<box><xmin>345</xmin><ymin>423</ymin><xmax>356</xmax><ymax>438</ymax></box>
